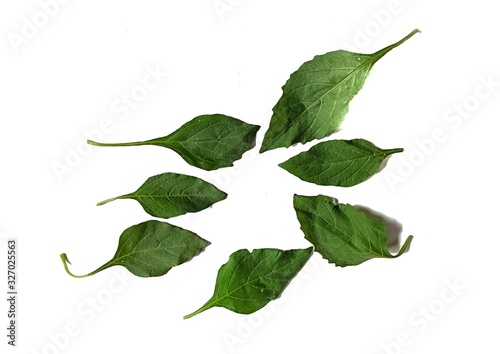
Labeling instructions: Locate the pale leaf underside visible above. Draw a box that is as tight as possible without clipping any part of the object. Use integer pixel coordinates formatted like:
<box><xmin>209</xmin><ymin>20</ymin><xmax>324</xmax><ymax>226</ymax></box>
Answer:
<box><xmin>260</xmin><ymin>29</ymin><xmax>420</xmax><ymax>152</ymax></box>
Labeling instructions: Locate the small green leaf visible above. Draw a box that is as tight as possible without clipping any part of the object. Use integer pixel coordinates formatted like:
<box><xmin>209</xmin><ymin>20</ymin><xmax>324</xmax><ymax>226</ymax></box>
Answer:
<box><xmin>97</xmin><ymin>172</ymin><xmax>227</xmax><ymax>219</ymax></box>
<box><xmin>279</xmin><ymin>139</ymin><xmax>403</xmax><ymax>187</ymax></box>
<box><xmin>61</xmin><ymin>220</ymin><xmax>209</xmax><ymax>278</ymax></box>
<box><xmin>184</xmin><ymin>247</ymin><xmax>313</xmax><ymax>319</ymax></box>
<box><xmin>260</xmin><ymin>29</ymin><xmax>420</xmax><ymax>153</ymax></box>
<box><xmin>88</xmin><ymin>114</ymin><xmax>260</xmax><ymax>170</ymax></box>
<box><xmin>294</xmin><ymin>194</ymin><xmax>413</xmax><ymax>267</ymax></box>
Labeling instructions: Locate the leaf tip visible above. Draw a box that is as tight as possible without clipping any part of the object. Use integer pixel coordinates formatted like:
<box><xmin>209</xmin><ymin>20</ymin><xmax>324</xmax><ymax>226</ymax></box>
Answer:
<box><xmin>394</xmin><ymin>235</ymin><xmax>414</xmax><ymax>258</ymax></box>
<box><xmin>259</xmin><ymin>135</ymin><xmax>281</xmax><ymax>154</ymax></box>
<box><xmin>258</xmin><ymin>144</ymin><xmax>269</xmax><ymax>154</ymax></box>
<box><xmin>305</xmin><ymin>246</ymin><xmax>315</xmax><ymax>256</ymax></box>
<box><xmin>277</xmin><ymin>160</ymin><xmax>288</xmax><ymax>171</ymax></box>
<box><xmin>384</xmin><ymin>147</ymin><xmax>404</xmax><ymax>156</ymax></box>
<box><xmin>405</xmin><ymin>28</ymin><xmax>421</xmax><ymax>40</ymax></box>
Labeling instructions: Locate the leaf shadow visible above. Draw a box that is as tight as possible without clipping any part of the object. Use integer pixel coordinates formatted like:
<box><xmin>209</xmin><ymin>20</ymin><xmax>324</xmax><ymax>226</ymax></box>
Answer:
<box><xmin>376</xmin><ymin>153</ymin><xmax>401</xmax><ymax>175</ymax></box>
<box><xmin>377</xmin><ymin>156</ymin><xmax>391</xmax><ymax>172</ymax></box>
<box><xmin>354</xmin><ymin>205</ymin><xmax>403</xmax><ymax>253</ymax></box>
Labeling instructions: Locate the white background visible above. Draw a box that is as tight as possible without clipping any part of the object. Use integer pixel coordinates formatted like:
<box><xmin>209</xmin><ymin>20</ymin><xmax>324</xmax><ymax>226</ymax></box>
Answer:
<box><xmin>1</xmin><ymin>0</ymin><xmax>499</xmax><ymax>353</ymax></box>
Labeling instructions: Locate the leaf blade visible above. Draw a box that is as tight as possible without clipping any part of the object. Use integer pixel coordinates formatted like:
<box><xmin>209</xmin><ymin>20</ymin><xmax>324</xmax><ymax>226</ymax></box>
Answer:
<box><xmin>260</xmin><ymin>29</ymin><xmax>419</xmax><ymax>153</ymax></box>
<box><xmin>61</xmin><ymin>220</ymin><xmax>209</xmax><ymax>278</ymax></box>
<box><xmin>184</xmin><ymin>247</ymin><xmax>313</xmax><ymax>318</ymax></box>
<box><xmin>152</xmin><ymin>114</ymin><xmax>260</xmax><ymax>170</ymax></box>
<box><xmin>97</xmin><ymin>172</ymin><xmax>227</xmax><ymax>219</ymax></box>
<box><xmin>279</xmin><ymin>139</ymin><xmax>403</xmax><ymax>187</ymax></box>
<box><xmin>293</xmin><ymin>194</ymin><xmax>412</xmax><ymax>267</ymax></box>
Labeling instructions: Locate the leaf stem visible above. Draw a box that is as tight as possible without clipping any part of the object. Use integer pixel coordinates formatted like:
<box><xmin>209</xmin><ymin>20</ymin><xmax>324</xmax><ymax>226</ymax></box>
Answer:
<box><xmin>183</xmin><ymin>302</ymin><xmax>213</xmax><ymax>320</ymax></box>
<box><xmin>87</xmin><ymin>139</ymin><xmax>149</xmax><ymax>147</ymax></box>
<box><xmin>372</xmin><ymin>28</ymin><xmax>420</xmax><ymax>61</ymax></box>
<box><xmin>60</xmin><ymin>253</ymin><xmax>115</xmax><ymax>278</ymax></box>
<box><xmin>384</xmin><ymin>148</ymin><xmax>404</xmax><ymax>155</ymax></box>
<box><xmin>60</xmin><ymin>253</ymin><xmax>90</xmax><ymax>278</ymax></box>
<box><xmin>96</xmin><ymin>195</ymin><xmax>122</xmax><ymax>206</ymax></box>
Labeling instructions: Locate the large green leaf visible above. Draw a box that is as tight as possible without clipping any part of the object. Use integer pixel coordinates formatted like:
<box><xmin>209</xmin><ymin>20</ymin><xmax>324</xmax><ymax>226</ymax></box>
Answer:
<box><xmin>88</xmin><ymin>114</ymin><xmax>260</xmax><ymax>170</ymax></box>
<box><xmin>294</xmin><ymin>194</ymin><xmax>413</xmax><ymax>267</ymax></box>
<box><xmin>260</xmin><ymin>29</ymin><xmax>419</xmax><ymax>153</ymax></box>
<box><xmin>61</xmin><ymin>220</ymin><xmax>209</xmax><ymax>278</ymax></box>
<box><xmin>184</xmin><ymin>247</ymin><xmax>313</xmax><ymax>319</ymax></box>
<box><xmin>96</xmin><ymin>172</ymin><xmax>227</xmax><ymax>219</ymax></box>
<box><xmin>279</xmin><ymin>139</ymin><xmax>403</xmax><ymax>187</ymax></box>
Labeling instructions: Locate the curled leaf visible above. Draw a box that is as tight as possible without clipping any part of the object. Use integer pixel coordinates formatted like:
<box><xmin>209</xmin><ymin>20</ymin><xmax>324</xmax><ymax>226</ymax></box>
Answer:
<box><xmin>294</xmin><ymin>194</ymin><xmax>413</xmax><ymax>267</ymax></box>
<box><xmin>61</xmin><ymin>220</ymin><xmax>209</xmax><ymax>278</ymax></box>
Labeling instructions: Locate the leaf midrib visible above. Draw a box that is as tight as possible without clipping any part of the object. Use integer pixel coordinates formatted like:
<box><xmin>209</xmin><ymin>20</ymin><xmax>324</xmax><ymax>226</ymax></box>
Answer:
<box><xmin>127</xmin><ymin>193</ymin><xmax>219</xmax><ymax>199</ymax></box>
<box><xmin>112</xmin><ymin>243</ymin><xmax>193</xmax><ymax>265</ymax></box>
<box><xmin>302</xmin><ymin>149</ymin><xmax>389</xmax><ymax>167</ymax></box>
<box><xmin>156</xmin><ymin>123</ymin><xmax>252</xmax><ymax>146</ymax></box>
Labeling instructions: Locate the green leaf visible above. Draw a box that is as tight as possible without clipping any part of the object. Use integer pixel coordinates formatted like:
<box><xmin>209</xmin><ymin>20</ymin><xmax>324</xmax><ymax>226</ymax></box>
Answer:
<box><xmin>184</xmin><ymin>247</ymin><xmax>313</xmax><ymax>319</ymax></box>
<box><xmin>88</xmin><ymin>114</ymin><xmax>260</xmax><ymax>170</ymax></box>
<box><xmin>96</xmin><ymin>172</ymin><xmax>227</xmax><ymax>219</ymax></box>
<box><xmin>279</xmin><ymin>139</ymin><xmax>403</xmax><ymax>187</ymax></box>
<box><xmin>60</xmin><ymin>220</ymin><xmax>209</xmax><ymax>278</ymax></box>
<box><xmin>293</xmin><ymin>194</ymin><xmax>413</xmax><ymax>267</ymax></box>
<box><xmin>260</xmin><ymin>29</ymin><xmax>420</xmax><ymax>153</ymax></box>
